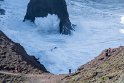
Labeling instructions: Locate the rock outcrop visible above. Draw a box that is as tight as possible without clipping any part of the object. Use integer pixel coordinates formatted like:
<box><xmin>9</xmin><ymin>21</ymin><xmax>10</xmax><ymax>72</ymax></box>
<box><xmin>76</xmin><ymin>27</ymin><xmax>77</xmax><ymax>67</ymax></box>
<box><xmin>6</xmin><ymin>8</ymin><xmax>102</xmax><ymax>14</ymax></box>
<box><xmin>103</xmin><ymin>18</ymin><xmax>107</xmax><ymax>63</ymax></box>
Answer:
<box><xmin>0</xmin><ymin>31</ymin><xmax>48</xmax><ymax>74</ymax></box>
<box><xmin>23</xmin><ymin>0</ymin><xmax>73</xmax><ymax>35</ymax></box>
<box><xmin>0</xmin><ymin>0</ymin><xmax>5</xmax><ymax>15</ymax></box>
<box><xmin>0</xmin><ymin>8</ymin><xmax>5</xmax><ymax>15</ymax></box>
<box><xmin>62</xmin><ymin>46</ymin><xmax>124</xmax><ymax>83</ymax></box>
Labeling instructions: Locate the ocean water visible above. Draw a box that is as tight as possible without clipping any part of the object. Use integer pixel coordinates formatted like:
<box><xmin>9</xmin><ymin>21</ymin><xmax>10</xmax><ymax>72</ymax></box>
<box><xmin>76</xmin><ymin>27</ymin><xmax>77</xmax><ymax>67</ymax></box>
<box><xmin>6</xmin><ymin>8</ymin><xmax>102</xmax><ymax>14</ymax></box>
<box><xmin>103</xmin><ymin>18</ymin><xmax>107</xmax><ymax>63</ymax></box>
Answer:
<box><xmin>0</xmin><ymin>0</ymin><xmax>124</xmax><ymax>74</ymax></box>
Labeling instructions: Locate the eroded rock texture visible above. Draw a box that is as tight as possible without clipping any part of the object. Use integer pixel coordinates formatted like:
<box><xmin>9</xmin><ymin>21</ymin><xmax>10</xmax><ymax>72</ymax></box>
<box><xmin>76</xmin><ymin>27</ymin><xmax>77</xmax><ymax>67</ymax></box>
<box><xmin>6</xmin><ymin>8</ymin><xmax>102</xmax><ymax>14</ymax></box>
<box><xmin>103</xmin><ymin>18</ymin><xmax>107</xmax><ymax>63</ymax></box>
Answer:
<box><xmin>24</xmin><ymin>0</ymin><xmax>73</xmax><ymax>35</ymax></box>
<box><xmin>62</xmin><ymin>47</ymin><xmax>124</xmax><ymax>83</ymax></box>
<box><xmin>0</xmin><ymin>31</ymin><xmax>48</xmax><ymax>74</ymax></box>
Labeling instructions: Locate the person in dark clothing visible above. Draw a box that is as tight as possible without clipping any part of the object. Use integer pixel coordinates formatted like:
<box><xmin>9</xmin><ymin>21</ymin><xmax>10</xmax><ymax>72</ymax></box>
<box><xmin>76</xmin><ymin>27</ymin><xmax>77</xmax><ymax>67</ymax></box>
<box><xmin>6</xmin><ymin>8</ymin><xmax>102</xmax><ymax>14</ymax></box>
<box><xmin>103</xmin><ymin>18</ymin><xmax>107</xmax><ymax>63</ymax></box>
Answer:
<box><xmin>99</xmin><ymin>48</ymin><xmax>113</xmax><ymax>61</ymax></box>
<box><xmin>106</xmin><ymin>48</ymin><xmax>112</xmax><ymax>57</ymax></box>
<box><xmin>103</xmin><ymin>48</ymin><xmax>112</xmax><ymax>60</ymax></box>
<box><xmin>69</xmin><ymin>69</ymin><xmax>71</xmax><ymax>74</ymax></box>
<box><xmin>105</xmin><ymin>49</ymin><xmax>109</xmax><ymax>56</ymax></box>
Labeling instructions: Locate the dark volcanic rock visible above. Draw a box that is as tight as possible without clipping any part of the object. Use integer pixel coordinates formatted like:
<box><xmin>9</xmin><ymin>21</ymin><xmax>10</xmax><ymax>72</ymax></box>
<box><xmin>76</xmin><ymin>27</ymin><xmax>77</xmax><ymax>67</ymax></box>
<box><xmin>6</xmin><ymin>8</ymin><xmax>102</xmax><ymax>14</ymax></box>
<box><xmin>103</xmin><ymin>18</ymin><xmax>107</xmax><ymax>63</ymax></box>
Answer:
<box><xmin>24</xmin><ymin>0</ymin><xmax>73</xmax><ymax>35</ymax></box>
<box><xmin>0</xmin><ymin>0</ymin><xmax>5</xmax><ymax>15</ymax></box>
<box><xmin>0</xmin><ymin>9</ymin><xmax>5</xmax><ymax>15</ymax></box>
<box><xmin>0</xmin><ymin>31</ymin><xmax>48</xmax><ymax>74</ymax></box>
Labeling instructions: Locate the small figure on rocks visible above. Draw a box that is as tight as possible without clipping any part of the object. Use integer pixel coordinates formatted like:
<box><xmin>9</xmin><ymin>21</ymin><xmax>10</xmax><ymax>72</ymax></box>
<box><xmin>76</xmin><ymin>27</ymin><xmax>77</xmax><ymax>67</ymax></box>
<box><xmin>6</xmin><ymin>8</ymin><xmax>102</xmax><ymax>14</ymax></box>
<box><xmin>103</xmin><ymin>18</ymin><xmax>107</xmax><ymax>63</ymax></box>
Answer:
<box><xmin>103</xmin><ymin>48</ymin><xmax>112</xmax><ymax>60</ymax></box>
<box><xmin>106</xmin><ymin>48</ymin><xmax>112</xmax><ymax>57</ymax></box>
<box><xmin>69</xmin><ymin>69</ymin><xmax>71</xmax><ymax>75</ymax></box>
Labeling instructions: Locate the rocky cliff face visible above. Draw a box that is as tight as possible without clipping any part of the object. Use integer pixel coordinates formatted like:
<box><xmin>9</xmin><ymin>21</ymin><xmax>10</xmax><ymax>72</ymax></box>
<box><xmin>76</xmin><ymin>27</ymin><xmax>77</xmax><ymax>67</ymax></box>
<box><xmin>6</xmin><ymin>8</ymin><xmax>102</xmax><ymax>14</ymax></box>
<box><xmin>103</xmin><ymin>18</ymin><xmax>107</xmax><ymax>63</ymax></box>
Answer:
<box><xmin>0</xmin><ymin>31</ymin><xmax>48</xmax><ymax>74</ymax></box>
<box><xmin>24</xmin><ymin>0</ymin><xmax>73</xmax><ymax>35</ymax></box>
<box><xmin>62</xmin><ymin>47</ymin><xmax>124</xmax><ymax>83</ymax></box>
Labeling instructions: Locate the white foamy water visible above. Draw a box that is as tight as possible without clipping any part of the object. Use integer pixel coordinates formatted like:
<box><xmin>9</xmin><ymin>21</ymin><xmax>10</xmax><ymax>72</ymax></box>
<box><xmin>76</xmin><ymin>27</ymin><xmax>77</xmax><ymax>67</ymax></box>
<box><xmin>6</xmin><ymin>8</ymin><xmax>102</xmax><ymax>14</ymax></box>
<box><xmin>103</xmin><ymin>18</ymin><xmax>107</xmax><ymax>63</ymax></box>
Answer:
<box><xmin>120</xmin><ymin>16</ymin><xmax>124</xmax><ymax>33</ymax></box>
<box><xmin>0</xmin><ymin>0</ymin><xmax>124</xmax><ymax>74</ymax></box>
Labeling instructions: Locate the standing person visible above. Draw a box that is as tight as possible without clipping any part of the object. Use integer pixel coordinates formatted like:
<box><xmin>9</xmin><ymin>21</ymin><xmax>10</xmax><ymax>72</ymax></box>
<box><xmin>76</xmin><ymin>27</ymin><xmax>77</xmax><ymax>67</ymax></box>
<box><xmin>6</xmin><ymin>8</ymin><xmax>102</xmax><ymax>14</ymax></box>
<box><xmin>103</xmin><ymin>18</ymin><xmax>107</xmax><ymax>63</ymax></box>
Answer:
<box><xmin>104</xmin><ymin>48</ymin><xmax>112</xmax><ymax>60</ymax></box>
<box><xmin>103</xmin><ymin>49</ymin><xmax>108</xmax><ymax>60</ymax></box>
<box><xmin>105</xmin><ymin>48</ymin><xmax>112</xmax><ymax>57</ymax></box>
<box><xmin>105</xmin><ymin>49</ymin><xmax>109</xmax><ymax>57</ymax></box>
<box><xmin>108</xmin><ymin>48</ymin><xmax>112</xmax><ymax>57</ymax></box>
<box><xmin>69</xmin><ymin>69</ymin><xmax>71</xmax><ymax>75</ymax></box>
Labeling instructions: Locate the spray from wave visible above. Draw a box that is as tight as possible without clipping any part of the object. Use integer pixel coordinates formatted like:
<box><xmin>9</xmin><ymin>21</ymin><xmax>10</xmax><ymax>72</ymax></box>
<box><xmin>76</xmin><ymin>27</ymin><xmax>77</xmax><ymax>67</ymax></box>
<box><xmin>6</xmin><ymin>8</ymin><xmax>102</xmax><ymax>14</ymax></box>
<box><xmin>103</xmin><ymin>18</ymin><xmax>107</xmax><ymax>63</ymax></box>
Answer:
<box><xmin>120</xmin><ymin>16</ymin><xmax>124</xmax><ymax>33</ymax></box>
<box><xmin>0</xmin><ymin>0</ymin><xmax>124</xmax><ymax>74</ymax></box>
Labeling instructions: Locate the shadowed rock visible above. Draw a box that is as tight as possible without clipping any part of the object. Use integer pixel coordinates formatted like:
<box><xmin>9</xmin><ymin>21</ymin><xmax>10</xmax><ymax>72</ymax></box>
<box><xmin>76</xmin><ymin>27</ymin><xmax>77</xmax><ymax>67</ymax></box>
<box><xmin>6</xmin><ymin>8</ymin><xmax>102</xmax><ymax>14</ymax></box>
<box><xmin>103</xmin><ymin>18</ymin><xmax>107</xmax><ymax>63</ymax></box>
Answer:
<box><xmin>0</xmin><ymin>31</ymin><xmax>48</xmax><ymax>74</ymax></box>
<box><xmin>23</xmin><ymin>0</ymin><xmax>73</xmax><ymax>35</ymax></box>
<box><xmin>0</xmin><ymin>9</ymin><xmax>5</xmax><ymax>15</ymax></box>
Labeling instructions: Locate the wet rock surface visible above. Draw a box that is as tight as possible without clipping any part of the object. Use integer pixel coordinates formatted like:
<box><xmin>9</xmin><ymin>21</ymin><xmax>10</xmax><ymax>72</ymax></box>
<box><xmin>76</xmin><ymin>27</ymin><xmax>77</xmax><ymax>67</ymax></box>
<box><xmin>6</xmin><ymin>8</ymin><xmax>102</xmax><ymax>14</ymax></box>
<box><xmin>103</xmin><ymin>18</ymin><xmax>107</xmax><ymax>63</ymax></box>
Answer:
<box><xmin>0</xmin><ymin>0</ymin><xmax>5</xmax><ymax>15</ymax></box>
<box><xmin>0</xmin><ymin>8</ymin><xmax>5</xmax><ymax>15</ymax></box>
<box><xmin>24</xmin><ymin>0</ymin><xmax>73</xmax><ymax>35</ymax></box>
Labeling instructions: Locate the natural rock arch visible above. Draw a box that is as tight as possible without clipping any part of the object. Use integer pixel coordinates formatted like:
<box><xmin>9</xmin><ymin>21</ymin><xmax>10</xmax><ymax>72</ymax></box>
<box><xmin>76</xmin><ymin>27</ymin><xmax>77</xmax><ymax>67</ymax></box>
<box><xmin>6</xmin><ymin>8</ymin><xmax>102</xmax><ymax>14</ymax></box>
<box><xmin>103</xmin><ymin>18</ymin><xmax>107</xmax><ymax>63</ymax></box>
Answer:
<box><xmin>23</xmin><ymin>0</ymin><xmax>73</xmax><ymax>35</ymax></box>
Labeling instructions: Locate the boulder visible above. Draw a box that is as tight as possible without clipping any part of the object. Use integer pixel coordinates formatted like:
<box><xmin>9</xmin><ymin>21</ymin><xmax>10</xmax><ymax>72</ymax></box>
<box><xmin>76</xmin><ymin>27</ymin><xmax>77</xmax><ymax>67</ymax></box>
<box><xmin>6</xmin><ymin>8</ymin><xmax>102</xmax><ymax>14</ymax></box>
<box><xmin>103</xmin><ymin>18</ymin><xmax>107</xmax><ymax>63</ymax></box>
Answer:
<box><xmin>0</xmin><ymin>9</ymin><xmax>5</xmax><ymax>15</ymax></box>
